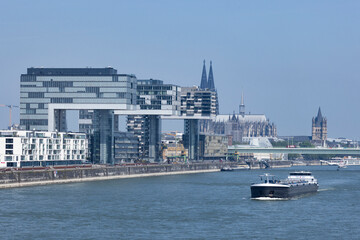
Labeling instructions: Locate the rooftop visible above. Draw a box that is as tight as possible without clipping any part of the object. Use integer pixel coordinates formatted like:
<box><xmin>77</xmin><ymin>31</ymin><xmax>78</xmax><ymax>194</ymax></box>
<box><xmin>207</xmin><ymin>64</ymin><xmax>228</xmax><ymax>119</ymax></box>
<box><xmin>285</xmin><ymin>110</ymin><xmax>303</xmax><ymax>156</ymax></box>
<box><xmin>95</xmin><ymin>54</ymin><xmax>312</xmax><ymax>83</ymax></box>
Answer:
<box><xmin>25</xmin><ymin>67</ymin><xmax>118</xmax><ymax>76</ymax></box>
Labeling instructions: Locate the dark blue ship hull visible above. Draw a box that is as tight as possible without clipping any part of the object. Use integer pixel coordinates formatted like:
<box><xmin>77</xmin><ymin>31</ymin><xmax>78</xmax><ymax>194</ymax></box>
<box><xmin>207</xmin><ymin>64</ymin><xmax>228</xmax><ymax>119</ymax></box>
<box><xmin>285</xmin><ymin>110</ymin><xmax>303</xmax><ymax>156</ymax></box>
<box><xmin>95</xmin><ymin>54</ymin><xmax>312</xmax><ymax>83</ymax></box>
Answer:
<box><xmin>251</xmin><ymin>183</ymin><xmax>318</xmax><ymax>199</ymax></box>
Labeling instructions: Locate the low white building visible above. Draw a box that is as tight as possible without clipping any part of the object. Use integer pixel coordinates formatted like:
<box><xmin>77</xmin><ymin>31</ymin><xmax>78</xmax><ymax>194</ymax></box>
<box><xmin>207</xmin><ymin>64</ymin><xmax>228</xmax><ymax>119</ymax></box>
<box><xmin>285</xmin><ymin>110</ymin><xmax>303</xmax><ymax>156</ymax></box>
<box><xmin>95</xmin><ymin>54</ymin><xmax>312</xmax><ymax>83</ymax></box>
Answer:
<box><xmin>0</xmin><ymin>130</ymin><xmax>88</xmax><ymax>168</ymax></box>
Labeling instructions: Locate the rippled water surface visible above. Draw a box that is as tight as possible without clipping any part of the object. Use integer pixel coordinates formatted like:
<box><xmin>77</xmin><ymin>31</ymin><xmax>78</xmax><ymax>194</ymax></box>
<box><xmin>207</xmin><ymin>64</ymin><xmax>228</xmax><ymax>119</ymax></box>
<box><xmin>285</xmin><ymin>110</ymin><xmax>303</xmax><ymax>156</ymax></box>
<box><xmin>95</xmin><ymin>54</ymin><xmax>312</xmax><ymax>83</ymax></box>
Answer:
<box><xmin>1</xmin><ymin>166</ymin><xmax>359</xmax><ymax>239</ymax></box>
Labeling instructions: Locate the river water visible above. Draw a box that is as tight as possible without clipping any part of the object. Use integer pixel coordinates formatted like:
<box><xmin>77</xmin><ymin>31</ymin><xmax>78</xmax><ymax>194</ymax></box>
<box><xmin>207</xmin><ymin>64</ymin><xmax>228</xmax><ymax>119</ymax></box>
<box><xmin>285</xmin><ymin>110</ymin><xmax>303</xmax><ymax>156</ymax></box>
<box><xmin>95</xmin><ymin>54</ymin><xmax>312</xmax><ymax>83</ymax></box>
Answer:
<box><xmin>1</xmin><ymin>165</ymin><xmax>359</xmax><ymax>239</ymax></box>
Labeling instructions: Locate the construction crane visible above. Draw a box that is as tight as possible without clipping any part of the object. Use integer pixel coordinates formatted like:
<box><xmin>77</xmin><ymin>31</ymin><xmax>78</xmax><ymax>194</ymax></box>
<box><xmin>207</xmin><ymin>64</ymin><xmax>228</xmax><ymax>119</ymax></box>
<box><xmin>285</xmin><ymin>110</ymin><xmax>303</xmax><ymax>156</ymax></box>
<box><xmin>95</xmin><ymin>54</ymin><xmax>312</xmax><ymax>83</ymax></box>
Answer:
<box><xmin>0</xmin><ymin>104</ymin><xmax>19</xmax><ymax>128</ymax></box>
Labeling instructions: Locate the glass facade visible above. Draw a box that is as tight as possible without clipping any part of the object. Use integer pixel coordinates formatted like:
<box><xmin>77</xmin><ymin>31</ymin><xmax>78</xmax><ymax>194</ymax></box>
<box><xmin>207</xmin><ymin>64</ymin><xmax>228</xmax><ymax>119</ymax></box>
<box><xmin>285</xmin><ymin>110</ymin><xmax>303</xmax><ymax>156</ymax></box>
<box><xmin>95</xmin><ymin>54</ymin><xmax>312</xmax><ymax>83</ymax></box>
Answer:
<box><xmin>20</xmin><ymin>67</ymin><xmax>137</xmax><ymax>164</ymax></box>
<box><xmin>114</xmin><ymin>132</ymin><xmax>139</xmax><ymax>163</ymax></box>
<box><xmin>20</xmin><ymin>67</ymin><xmax>137</xmax><ymax>131</ymax></box>
<box><xmin>126</xmin><ymin>79</ymin><xmax>180</xmax><ymax>162</ymax></box>
<box><xmin>136</xmin><ymin>79</ymin><xmax>180</xmax><ymax>111</ymax></box>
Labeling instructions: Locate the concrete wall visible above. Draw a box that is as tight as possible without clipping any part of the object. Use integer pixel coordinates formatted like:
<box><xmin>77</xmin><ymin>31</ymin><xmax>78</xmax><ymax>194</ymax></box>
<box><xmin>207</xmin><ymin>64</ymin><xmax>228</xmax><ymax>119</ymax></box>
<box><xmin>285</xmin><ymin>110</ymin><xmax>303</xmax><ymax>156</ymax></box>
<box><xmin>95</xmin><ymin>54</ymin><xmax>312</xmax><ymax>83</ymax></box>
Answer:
<box><xmin>0</xmin><ymin>163</ymin><xmax>224</xmax><ymax>187</ymax></box>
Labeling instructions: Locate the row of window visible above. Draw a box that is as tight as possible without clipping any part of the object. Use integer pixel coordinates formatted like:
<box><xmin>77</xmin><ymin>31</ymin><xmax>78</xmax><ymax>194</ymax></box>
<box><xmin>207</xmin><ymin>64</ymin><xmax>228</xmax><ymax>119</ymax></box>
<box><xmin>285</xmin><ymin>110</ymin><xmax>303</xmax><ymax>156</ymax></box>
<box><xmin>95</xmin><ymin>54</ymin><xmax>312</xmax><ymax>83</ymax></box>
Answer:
<box><xmin>50</xmin><ymin>98</ymin><xmax>73</xmax><ymax>103</ymax></box>
<box><xmin>43</xmin><ymin>81</ymin><xmax>73</xmax><ymax>88</ymax></box>
<box><xmin>20</xmin><ymin>75</ymin><xmax>36</xmax><ymax>82</ymax></box>
<box><xmin>26</xmin><ymin>109</ymin><xmax>36</xmax><ymax>114</ymax></box>
<box><xmin>85</xmin><ymin>87</ymin><xmax>100</xmax><ymax>93</ymax></box>
<box><xmin>20</xmin><ymin>119</ymin><xmax>48</xmax><ymax>125</ymax></box>
<box><xmin>19</xmin><ymin>160</ymin><xmax>83</xmax><ymax>167</ymax></box>
<box><xmin>28</xmin><ymin>92</ymin><xmax>45</xmax><ymax>98</ymax></box>
<box><xmin>138</xmin><ymin>86</ymin><xmax>173</xmax><ymax>90</ymax></box>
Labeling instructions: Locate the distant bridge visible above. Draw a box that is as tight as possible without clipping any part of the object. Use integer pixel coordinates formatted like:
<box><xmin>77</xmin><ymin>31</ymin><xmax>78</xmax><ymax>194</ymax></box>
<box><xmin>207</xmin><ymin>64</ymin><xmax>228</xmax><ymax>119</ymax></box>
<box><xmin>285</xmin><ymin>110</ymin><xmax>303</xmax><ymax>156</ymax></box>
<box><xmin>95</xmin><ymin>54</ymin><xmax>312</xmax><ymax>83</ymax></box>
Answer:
<box><xmin>228</xmin><ymin>147</ymin><xmax>360</xmax><ymax>155</ymax></box>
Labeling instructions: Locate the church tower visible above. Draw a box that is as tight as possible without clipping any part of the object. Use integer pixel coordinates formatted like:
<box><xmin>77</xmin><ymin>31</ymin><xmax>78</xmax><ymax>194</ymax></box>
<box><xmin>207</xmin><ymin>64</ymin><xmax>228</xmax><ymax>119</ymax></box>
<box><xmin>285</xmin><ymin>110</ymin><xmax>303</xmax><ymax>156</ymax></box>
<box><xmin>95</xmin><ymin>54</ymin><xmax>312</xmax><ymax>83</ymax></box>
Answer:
<box><xmin>208</xmin><ymin>61</ymin><xmax>215</xmax><ymax>91</ymax></box>
<box><xmin>239</xmin><ymin>92</ymin><xmax>245</xmax><ymax>117</ymax></box>
<box><xmin>200</xmin><ymin>60</ymin><xmax>207</xmax><ymax>90</ymax></box>
<box><xmin>312</xmin><ymin>107</ymin><xmax>327</xmax><ymax>145</ymax></box>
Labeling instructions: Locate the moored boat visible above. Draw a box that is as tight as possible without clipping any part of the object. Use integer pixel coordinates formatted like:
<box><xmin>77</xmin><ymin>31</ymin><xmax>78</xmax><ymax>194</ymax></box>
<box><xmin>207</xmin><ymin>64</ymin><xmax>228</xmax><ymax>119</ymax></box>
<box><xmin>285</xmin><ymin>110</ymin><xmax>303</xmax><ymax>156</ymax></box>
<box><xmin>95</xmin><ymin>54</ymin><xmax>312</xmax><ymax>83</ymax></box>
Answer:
<box><xmin>221</xmin><ymin>166</ymin><xmax>233</xmax><ymax>171</ymax></box>
<box><xmin>251</xmin><ymin>171</ymin><xmax>318</xmax><ymax>199</ymax></box>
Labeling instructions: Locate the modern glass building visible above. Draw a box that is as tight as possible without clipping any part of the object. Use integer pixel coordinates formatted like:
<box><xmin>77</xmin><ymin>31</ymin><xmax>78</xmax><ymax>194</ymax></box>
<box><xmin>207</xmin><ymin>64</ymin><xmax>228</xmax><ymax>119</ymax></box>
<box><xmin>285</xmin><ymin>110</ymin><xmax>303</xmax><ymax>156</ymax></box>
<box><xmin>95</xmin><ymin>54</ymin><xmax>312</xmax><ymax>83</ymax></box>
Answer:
<box><xmin>127</xmin><ymin>79</ymin><xmax>180</xmax><ymax>162</ymax></box>
<box><xmin>180</xmin><ymin>86</ymin><xmax>219</xmax><ymax>117</ymax></box>
<box><xmin>136</xmin><ymin>79</ymin><xmax>180</xmax><ymax>111</ymax></box>
<box><xmin>20</xmin><ymin>67</ymin><xmax>136</xmax><ymax>131</ymax></box>
<box><xmin>114</xmin><ymin>132</ymin><xmax>139</xmax><ymax>163</ymax></box>
<box><xmin>180</xmin><ymin>86</ymin><xmax>219</xmax><ymax>160</ymax></box>
<box><xmin>20</xmin><ymin>67</ymin><xmax>137</xmax><ymax>164</ymax></box>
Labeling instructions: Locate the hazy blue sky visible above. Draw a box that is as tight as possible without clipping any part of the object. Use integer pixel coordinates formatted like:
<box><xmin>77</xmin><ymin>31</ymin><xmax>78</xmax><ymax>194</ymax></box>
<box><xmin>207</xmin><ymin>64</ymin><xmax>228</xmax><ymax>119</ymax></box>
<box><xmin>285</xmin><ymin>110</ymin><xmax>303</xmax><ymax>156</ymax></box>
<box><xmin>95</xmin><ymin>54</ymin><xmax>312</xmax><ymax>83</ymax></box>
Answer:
<box><xmin>0</xmin><ymin>0</ymin><xmax>359</xmax><ymax>138</ymax></box>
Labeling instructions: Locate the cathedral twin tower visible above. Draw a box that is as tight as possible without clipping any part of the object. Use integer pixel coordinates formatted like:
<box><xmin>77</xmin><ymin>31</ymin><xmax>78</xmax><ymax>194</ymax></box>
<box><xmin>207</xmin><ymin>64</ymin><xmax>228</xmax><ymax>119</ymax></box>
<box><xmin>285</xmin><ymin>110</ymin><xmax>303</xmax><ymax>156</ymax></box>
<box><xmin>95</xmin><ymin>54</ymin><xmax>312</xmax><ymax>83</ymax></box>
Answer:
<box><xmin>200</xmin><ymin>60</ymin><xmax>216</xmax><ymax>91</ymax></box>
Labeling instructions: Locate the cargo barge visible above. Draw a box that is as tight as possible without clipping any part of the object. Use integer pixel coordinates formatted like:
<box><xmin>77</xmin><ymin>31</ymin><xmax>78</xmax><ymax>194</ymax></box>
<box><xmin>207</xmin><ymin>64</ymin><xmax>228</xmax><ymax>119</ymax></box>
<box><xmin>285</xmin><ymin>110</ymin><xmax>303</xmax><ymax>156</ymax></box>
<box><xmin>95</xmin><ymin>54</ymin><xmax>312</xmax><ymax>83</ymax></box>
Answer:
<box><xmin>251</xmin><ymin>171</ymin><xmax>318</xmax><ymax>199</ymax></box>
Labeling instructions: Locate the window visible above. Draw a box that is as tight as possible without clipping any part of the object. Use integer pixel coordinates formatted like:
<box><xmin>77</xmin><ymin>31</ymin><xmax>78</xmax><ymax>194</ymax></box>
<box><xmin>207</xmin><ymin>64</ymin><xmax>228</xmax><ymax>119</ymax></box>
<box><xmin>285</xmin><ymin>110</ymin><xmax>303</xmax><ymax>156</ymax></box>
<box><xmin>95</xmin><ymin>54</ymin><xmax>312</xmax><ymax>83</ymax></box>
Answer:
<box><xmin>5</xmin><ymin>150</ymin><xmax>13</xmax><ymax>154</ymax></box>
<box><xmin>7</xmin><ymin>162</ymin><xmax>16</xmax><ymax>167</ymax></box>
<box><xmin>28</xmin><ymin>92</ymin><xmax>44</xmax><ymax>98</ymax></box>
<box><xmin>85</xmin><ymin>87</ymin><xmax>100</xmax><ymax>93</ymax></box>
<box><xmin>20</xmin><ymin>119</ymin><xmax>48</xmax><ymax>126</ymax></box>
<box><xmin>5</xmin><ymin>138</ymin><xmax>13</xmax><ymax>143</ymax></box>
<box><xmin>50</xmin><ymin>98</ymin><xmax>73</xmax><ymax>103</ymax></box>
<box><xmin>43</xmin><ymin>81</ymin><xmax>73</xmax><ymax>87</ymax></box>
<box><xmin>20</xmin><ymin>75</ymin><xmax>36</xmax><ymax>82</ymax></box>
<box><xmin>6</xmin><ymin>144</ymin><xmax>13</xmax><ymax>149</ymax></box>
<box><xmin>26</xmin><ymin>109</ymin><xmax>36</xmax><ymax>114</ymax></box>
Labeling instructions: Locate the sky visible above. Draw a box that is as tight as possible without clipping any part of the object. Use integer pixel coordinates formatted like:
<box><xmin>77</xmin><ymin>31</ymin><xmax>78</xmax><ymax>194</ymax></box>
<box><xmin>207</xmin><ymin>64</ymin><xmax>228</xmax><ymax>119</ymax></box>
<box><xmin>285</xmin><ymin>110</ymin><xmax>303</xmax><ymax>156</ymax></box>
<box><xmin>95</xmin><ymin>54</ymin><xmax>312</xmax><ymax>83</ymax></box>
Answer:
<box><xmin>0</xmin><ymin>0</ymin><xmax>359</xmax><ymax>138</ymax></box>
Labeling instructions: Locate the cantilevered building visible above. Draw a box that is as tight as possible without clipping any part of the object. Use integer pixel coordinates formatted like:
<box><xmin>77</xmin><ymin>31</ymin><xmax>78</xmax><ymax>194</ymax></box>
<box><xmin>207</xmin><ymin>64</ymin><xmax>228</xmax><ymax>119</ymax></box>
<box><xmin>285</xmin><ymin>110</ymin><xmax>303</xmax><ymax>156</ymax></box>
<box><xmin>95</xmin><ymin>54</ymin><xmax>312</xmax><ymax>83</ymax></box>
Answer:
<box><xmin>182</xmin><ymin>61</ymin><xmax>219</xmax><ymax>159</ymax></box>
<box><xmin>20</xmin><ymin>67</ymin><xmax>137</xmax><ymax>164</ymax></box>
<box><xmin>127</xmin><ymin>79</ymin><xmax>181</xmax><ymax>162</ymax></box>
<box><xmin>20</xmin><ymin>67</ymin><xmax>136</xmax><ymax>131</ymax></box>
<box><xmin>180</xmin><ymin>86</ymin><xmax>218</xmax><ymax>117</ymax></box>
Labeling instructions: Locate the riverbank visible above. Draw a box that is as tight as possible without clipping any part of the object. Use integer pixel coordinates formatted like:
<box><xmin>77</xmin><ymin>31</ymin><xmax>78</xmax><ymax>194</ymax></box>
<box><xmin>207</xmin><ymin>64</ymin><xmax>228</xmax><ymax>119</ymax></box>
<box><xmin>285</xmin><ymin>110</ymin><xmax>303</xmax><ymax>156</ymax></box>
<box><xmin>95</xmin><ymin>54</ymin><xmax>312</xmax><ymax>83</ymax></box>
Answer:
<box><xmin>0</xmin><ymin>168</ymin><xmax>220</xmax><ymax>189</ymax></box>
<box><xmin>0</xmin><ymin>160</ymin><xmax>311</xmax><ymax>189</ymax></box>
<box><xmin>0</xmin><ymin>163</ymin><xmax>226</xmax><ymax>189</ymax></box>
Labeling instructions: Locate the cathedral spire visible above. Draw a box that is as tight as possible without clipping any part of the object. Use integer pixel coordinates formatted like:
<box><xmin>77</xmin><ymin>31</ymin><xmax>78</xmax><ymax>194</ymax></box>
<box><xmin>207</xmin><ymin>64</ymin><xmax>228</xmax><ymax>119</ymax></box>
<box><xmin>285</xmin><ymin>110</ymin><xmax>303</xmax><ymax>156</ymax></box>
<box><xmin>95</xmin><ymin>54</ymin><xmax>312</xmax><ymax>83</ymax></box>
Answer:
<box><xmin>200</xmin><ymin>60</ymin><xmax>208</xmax><ymax>89</ymax></box>
<box><xmin>207</xmin><ymin>61</ymin><xmax>215</xmax><ymax>91</ymax></box>
<box><xmin>239</xmin><ymin>92</ymin><xmax>245</xmax><ymax>117</ymax></box>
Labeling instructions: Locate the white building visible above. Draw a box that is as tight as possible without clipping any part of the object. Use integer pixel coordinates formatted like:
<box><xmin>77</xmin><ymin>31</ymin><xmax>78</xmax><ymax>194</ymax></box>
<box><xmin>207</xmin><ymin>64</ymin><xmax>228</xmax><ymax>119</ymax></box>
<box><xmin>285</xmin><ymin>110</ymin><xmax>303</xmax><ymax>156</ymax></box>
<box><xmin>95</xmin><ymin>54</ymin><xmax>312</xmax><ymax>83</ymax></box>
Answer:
<box><xmin>0</xmin><ymin>130</ymin><xmax>88</xmax><ymax>168</ymax></box>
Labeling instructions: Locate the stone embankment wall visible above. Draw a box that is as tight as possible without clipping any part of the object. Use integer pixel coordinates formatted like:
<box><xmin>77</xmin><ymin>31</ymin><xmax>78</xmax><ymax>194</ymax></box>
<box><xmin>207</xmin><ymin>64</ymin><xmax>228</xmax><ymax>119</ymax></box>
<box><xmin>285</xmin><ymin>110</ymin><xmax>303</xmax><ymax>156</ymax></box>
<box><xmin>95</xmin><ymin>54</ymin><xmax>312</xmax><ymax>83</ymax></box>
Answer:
<box><xmin>0</xmin><ymin>160</ymin><xmax>306</xmax><ymax>189</ymax></box>
<box><xmin>0</xmin><ymin>163</ymin><xmax>225</xmax><ymax>188</ymax></box>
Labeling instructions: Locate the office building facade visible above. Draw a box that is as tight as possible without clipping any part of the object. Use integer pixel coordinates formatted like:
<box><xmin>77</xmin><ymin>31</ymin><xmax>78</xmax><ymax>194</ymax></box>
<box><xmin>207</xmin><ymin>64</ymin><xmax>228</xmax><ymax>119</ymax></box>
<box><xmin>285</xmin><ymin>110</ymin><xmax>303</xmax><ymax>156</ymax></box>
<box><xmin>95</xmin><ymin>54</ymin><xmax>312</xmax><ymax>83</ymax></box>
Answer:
<box><xmin>20</xmin><ymin>67</ymin><xmax>137</xmax><ymax>164</ymax></box>
<box><xmin>114</xmin><ymin>132</ymin><xmax>139</xmax><ymax>163</ymax></box>
<box><xmin>199</xmin><ymin>134</ymin><xmax>228</xmax><ymax>160</ymax></box>
<box><xmin>127</xmin><ymin>79</ymin><xmax>180</xmax><ymax>162</ymax></box>
<box><xmin>182</xmin><ymin>61</ymin><xmax>219</xmax><ymax>160</ymax></box>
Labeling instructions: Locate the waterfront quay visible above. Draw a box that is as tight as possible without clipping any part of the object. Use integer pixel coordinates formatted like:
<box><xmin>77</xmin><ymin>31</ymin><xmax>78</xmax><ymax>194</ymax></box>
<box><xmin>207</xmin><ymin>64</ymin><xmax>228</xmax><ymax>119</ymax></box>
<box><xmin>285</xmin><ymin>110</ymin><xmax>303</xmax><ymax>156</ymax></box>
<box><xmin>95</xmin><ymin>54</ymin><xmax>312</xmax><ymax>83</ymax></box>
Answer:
<box><xmin>228</xmin><ymin>146</ymin><xmax>360</xmax><ymax>155</ymax></box>
<box><xmin>0</xmin><ymin>160</ymin><xmax>296</xmax><ymax>189</ymax></box>
<box><xmin>0</xmin><ymin>162</ymin><xmax>224</xmax><ymax>188</ymax></box>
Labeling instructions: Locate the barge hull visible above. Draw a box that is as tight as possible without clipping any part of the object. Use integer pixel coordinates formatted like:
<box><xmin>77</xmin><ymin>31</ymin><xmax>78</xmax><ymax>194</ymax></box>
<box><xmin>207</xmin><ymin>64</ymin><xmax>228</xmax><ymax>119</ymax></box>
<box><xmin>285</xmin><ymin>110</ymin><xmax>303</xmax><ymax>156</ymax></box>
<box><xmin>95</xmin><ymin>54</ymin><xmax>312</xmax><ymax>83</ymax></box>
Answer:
<box><xmin>251</xmin><ymin>184</ymin><xmax>318</xmax><ymax>199</ymax></box>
